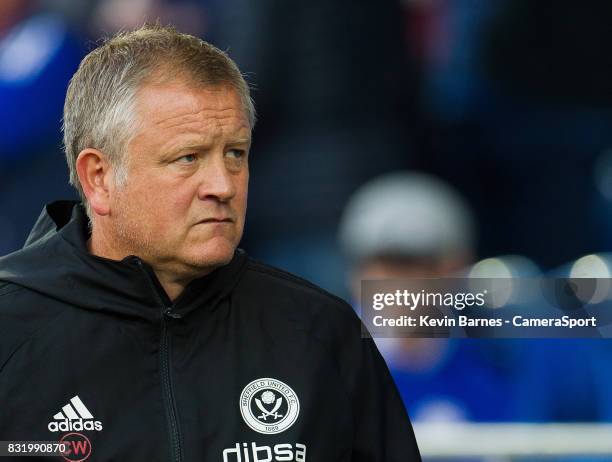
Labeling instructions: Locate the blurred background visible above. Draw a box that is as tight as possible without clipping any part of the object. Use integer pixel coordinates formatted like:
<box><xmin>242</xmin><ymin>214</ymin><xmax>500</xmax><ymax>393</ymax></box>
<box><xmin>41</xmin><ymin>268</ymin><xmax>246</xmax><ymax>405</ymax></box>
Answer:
<box><xmin>2</xmin><ymin>0</ymin><xmax>612</xmax><ymax>459</ymax></box>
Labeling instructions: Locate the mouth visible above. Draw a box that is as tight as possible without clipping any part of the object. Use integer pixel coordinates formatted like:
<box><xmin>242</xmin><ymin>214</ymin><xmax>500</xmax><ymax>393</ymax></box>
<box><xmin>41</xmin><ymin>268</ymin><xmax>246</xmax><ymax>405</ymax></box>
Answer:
<box><xmin>196</xmin><ymin>217</ymin><xmax>234</xmax><ymax>224</ymax></box>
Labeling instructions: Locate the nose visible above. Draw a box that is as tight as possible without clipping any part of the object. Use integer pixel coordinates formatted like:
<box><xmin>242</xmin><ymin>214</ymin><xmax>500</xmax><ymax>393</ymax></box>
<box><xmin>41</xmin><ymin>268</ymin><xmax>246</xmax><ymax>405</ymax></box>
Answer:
<box><xmin>197</xmin><ymin>153</ymin><xmax>236</xmax><ymax>203</ymax></box>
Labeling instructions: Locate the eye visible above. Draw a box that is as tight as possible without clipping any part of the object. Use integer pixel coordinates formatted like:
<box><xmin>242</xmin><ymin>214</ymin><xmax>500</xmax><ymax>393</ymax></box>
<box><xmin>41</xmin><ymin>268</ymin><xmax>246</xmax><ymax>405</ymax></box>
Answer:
<box><xmin>226</xmin><ymin>149</ymin><xmax>246</xmax><ymax>159</ymax></box>
<box><xmin>176</xmin><ymin>154</ymin><xmax>197</xmax><ymax>164</ymax></box>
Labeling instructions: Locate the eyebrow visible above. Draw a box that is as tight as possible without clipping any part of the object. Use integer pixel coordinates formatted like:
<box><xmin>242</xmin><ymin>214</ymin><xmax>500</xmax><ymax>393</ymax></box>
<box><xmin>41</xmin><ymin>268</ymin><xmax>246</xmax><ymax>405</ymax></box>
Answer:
<box><xmin>166</xmin><ymin>138</ymin><xmax>251</xmax><ymax>156</ymax></box>
<box><xmin>227</xmin><ymin>138</ymin><xmax>251</xmax><ymax>145</ymax></box>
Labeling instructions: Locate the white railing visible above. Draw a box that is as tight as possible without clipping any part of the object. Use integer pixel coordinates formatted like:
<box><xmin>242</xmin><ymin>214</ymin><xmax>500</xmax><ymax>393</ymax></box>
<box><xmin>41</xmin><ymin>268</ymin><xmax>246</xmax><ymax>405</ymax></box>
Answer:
<box><xmin>414</xmin><ymin>423</ymin><xmax>612</xmax><ymax>459</ymax></box>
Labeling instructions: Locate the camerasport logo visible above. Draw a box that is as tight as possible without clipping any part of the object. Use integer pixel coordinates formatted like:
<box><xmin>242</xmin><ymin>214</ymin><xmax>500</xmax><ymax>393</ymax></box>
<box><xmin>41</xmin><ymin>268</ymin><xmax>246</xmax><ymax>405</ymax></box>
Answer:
<box><xmin>239</xmin><ymin>378</ymin><xmax>299</xmax><ymax>434</ymax></box>
<box><xmin>59</xmin><ymin>432</ymin><xmax>92</xmax><ymax>462</ymax></box>
<box><xmin>48</xmin><ymin>396</ymin><xmax>103</xmax><ymax>432</ymax></box>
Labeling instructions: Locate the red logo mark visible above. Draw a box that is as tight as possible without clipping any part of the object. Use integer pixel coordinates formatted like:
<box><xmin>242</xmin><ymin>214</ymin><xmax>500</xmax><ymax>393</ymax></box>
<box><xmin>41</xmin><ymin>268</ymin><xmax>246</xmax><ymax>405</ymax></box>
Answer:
<box><xmin>59</xmin><ymin>432</ymin><xmax>92</xmax><ymax>462</ymax></box>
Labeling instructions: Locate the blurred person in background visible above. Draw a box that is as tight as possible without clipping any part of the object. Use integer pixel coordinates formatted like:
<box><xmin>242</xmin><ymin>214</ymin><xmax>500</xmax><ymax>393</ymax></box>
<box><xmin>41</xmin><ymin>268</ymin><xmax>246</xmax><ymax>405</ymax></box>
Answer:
<box><xmin>0</xmin><ymin>0</ymin><xmax>82</xmax><ymax>161</ymax></box>
<box><xmin>0</xmin><ymin>0</ymin><xmax>82</xmax><ymax>255</ymax></box>
<box><xmin>339</xmin><ymin>171</ymin><xmax>521</xmax><ymax>422</ymax></box>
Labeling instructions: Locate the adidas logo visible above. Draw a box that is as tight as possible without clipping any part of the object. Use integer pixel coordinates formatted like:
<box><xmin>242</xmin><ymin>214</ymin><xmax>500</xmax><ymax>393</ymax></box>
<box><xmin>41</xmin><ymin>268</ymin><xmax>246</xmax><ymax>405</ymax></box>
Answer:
<box><xmin>47</xmin><ymin>395</ymin><xmax>103</xmax><ymax>432</ymax></box>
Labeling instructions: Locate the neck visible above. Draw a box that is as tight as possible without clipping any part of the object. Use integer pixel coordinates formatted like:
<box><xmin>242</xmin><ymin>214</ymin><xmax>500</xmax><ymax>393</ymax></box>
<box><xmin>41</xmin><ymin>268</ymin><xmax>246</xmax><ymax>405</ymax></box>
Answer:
<box><xmin>149</xmin><ymin>268</ymin><xmax>193</xmax><ymax>302</ymax></box>
<box><xmin>88</xmin><ymin>223</ymin><xmax>200</xmax><ymax>302</ymax></box>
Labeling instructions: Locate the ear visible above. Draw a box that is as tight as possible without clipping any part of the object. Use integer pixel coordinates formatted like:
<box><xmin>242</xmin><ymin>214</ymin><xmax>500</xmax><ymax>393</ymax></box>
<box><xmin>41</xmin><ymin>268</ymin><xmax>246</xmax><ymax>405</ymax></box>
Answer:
<box><xmin>75</xmin><ymin>148</ymin><xmax>113</xmax><ymax>217</ymax></box>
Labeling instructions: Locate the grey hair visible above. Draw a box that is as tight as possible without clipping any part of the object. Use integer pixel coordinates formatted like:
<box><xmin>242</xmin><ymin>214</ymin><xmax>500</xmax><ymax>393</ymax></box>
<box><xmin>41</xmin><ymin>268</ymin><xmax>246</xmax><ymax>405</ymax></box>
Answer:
<box><xmin>62</xmin><ymin>24</ymin><xmax>256</xmax><ymax>220</ymax></box>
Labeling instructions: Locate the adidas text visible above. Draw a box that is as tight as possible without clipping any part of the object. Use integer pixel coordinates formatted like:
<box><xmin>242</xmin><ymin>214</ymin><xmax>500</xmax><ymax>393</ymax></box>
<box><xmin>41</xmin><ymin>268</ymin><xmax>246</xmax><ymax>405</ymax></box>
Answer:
<box><xmin>48</xmin><ymin>419</ymin><xmax>103</xmax><ymax>432</ymax></box>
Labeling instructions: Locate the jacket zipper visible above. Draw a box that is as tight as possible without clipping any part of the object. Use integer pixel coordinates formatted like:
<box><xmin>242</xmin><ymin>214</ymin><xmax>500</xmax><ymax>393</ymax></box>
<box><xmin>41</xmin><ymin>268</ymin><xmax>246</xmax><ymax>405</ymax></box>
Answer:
<box><xmin>160</xmin><ymin>310</ymin><xmax>183</xmax><ymax>462</ymax></box>
<box><xmin>136</xmin><ymin>260</ymin><xmax>183</xmax><ymax>462</ymax></box>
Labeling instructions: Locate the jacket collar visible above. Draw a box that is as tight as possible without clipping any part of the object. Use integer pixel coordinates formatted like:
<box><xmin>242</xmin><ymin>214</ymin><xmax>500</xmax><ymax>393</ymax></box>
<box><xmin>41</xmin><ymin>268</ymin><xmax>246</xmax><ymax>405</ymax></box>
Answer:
<box><xmin>0</xmin><ymin>201</ymin><xmax>248</xmax><ymax>321</ymax></box>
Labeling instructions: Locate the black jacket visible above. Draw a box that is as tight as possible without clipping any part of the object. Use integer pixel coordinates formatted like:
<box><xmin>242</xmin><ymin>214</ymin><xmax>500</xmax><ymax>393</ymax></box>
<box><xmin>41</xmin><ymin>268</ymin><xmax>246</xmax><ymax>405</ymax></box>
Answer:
<box><xmin>0</xmin><ymin>201</ymin><xmax>420</xmax><ymax>461</ymax></box>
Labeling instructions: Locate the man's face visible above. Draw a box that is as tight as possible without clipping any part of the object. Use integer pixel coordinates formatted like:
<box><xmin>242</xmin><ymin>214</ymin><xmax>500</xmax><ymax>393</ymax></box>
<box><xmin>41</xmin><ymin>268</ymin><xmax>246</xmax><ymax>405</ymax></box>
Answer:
<box><xmin>109</xmin><ymin>81</ymin><xmax>250</xmax><ymax>277</ymax></box>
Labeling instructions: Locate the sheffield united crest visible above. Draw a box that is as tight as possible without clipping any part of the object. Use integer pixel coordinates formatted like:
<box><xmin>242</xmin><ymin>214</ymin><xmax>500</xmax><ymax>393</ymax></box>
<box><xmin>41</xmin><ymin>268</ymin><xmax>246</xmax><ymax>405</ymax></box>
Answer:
<box><xmin>239</xmin><ymin>378</ymin><xmax>300</xmax><ymax>434</ymax></box>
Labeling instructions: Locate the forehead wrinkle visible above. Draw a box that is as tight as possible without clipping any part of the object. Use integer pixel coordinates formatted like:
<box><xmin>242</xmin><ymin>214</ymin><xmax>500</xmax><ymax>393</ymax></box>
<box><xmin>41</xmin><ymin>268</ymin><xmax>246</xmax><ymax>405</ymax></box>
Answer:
<box><xmin>154</xmin><ymin>107</ymin><xmax>242</xmax><ymax>131</ymax></box>
<box><xmin>157</xmin><ymin>117</ymin><xmax>250</xmax><ymax>154</ymax></box>
<box><xmin>159</xmin><ymin>114</ymin><xmax>249</xmax><ymax>140</ymax></box>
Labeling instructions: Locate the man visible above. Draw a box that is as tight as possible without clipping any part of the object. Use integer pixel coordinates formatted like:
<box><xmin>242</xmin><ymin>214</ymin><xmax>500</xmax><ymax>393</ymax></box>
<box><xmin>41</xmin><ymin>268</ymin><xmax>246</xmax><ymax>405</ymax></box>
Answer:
<box><xmin>0</xmin><ymin>25</ymin><xmax>420</xmax><ymax>461</ymax></box>
<box><xmin>338</xmin><ymin>172</ymin><xmax>520</xmax><ymax>422</ymax></box>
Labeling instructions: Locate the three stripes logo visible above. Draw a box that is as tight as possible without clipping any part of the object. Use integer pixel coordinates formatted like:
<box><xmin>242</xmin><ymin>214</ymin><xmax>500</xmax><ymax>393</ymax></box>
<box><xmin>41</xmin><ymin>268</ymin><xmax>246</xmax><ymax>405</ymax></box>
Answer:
<box><xmin>48</xmin><ymin>396</ymin><xmax>103</xmax><ymax>432</ymax></box>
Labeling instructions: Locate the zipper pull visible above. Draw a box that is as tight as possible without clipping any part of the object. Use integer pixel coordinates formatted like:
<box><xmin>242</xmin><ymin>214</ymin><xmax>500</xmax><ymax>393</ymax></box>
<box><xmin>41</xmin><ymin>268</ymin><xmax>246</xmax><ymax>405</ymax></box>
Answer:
<box><xmin>163</xmin><ymin>307</ymin><xmax>182</xmax><ymax>319</ymax></box>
